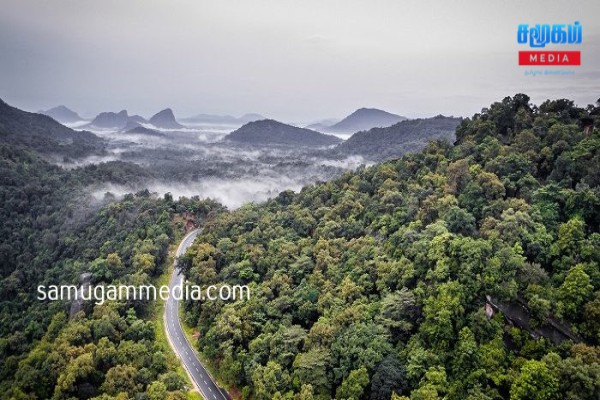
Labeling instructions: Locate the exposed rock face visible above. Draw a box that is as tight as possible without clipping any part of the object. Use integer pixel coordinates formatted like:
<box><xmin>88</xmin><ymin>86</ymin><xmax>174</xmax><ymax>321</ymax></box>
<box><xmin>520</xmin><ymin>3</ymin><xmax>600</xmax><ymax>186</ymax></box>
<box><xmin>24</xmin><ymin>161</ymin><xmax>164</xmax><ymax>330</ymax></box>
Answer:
<box><xmin>149</xmin><ymin>108</ymin><xmax>184</xmax><ymax>129</ymax></box>
<box><xmin>486</xmin><ymin>295</ymin><xmax>581</xmax><ymax>345</ymax></box>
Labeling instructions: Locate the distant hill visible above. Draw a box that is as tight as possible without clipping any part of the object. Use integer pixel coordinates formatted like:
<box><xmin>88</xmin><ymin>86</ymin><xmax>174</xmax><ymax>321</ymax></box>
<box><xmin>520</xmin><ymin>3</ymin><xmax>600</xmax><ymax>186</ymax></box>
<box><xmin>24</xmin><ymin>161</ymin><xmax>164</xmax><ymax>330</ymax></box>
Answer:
<box><xmin>88</xmin><ymin>110</ymin><xmax>129</xmax><ymax>129</ymax></box>
<box><xmin>305</xmin><ymin>118</ymin><xmax>340</xmax><ymax>131</ymax></box>
<box><xmin>238</xmin><ymin>113</ymin><xmax>265</xmax><ymax>124</ymax></box>
<box><xmin>0</xmin><ymin>98</ymin><xmax>104</xmax><ymax>157</ymax></box>
<box><xmin>149</xmin><ymin>108</ymin><xmax>184</xmax><ymax>129</ymax></box>
<box><xmin>224</xmin><ymin>119</ymin><xmax>342</xmax><ymax>147</ymax></box>
<box><xmin>128</xmin><ymin>115</ymin><xmax>148</xmax><ymax>125</ymax></box>
<box><xmin>40</xmin><ymin>105</ymin><xmax>84</xmax><ymax>124</ymax></box>
<box><xmin>124</xmin><ymin>126</ymin><xmax>165</xmax><ymax>137</ymax></box>
<box><xmin>121</xmin><ymin>119</ymin><xmax>142</xmax><ymax>132</ymax></box>
<box><xmin>336</xmin><ymin>115</ymin><xmax>461</xmax><ymax>161</ymax></box>
<box><xmin>87</xmin><ymin>111</ymin><xmax>152</xmax><ymax>131</ymax></box>
<box><xmin>325</xmin><ymin>108</ymin><xmax>406</xmax><ymax>133</ymax></box>
<box><xmin>183</xmin><ymin>112</ymin><xmax>265</xmax><ymax>125</ymax></box>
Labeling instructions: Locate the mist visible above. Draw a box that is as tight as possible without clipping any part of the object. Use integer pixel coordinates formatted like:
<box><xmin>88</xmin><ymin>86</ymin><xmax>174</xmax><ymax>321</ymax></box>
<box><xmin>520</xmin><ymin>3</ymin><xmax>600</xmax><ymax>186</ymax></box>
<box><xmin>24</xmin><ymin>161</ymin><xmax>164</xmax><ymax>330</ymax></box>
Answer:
<box><xmin>73</xmin><ymin>123</ymin><xmax>369</xmax><ymax>209</ymax></box>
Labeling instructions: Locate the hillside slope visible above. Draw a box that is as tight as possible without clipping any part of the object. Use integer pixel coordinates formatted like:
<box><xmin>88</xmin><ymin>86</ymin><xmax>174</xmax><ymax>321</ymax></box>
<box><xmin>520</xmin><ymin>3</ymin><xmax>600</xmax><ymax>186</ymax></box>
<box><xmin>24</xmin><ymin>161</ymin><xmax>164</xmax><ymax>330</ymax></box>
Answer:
<box><xmin>336</xmin><ymin>115</ymin><xmax>461</xmax><ymax>161</ymax></box>
<box><xmin>182</xmin><ymin>95</ymin><xmax>600</xmax><ymax>400</ymax></box>
<box><xmin>327</xmin><ymin>107</ymin><xmax>407</xmax><ymax>133</ymax></box>
<box><xmin>40</xmin><ymin>105</ymin><xmax>84</xmax><ymax>124</ymax></box>
<box><xmin>0</xmin><ymin>98</ymin><xmax>104</xmax><ymax>158</ymax></box>
<box><xmin>225</xmin><ymin>119</ymin><xmax>342</xmax><ymax>147</ymax></box>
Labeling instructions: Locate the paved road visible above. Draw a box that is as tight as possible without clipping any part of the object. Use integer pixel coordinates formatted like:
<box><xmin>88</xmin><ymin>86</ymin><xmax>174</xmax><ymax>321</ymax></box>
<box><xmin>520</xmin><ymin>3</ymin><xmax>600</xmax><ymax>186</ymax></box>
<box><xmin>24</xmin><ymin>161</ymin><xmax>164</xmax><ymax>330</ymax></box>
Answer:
<box><xmin>164</xmin><ymin>229</ymin><xmax>229</xmax><ymax>400</ymax></box>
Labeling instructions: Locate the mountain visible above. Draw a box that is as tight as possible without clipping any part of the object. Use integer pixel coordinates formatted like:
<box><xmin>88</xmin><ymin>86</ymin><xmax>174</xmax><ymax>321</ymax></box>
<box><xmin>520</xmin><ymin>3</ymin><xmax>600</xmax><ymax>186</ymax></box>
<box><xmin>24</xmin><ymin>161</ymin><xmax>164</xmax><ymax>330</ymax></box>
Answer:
<box><xmin>224</xmin><ymin>119</ymin><xmax>342</xmax><ymax>147</ymax></box>
<box><xmin>40</xmin><ymin>105</ymin><xmax>84</xmax><ymax>124</ymax></box>
<box><xmin>128</xmin><ymin>114</ymin><xmax>148</xmax><ymax>125</ymax></box>
<box><xmin>120</xmin><ymin>115</ymin><xmax>149</xmax><ymax>132</ymax></box>
<box><xmin>125</xmin><ymin>126</ymin><xmax>165</xmax><ymax>137</ymax></box>
<box><xmin>149</xmin><ymin>108</ymin><xmax>184</xmax><ymax>129</ymax></box>
<box><xmin>305</xmin><ymin>118</ymin><xmax>341</xmax><ymax>131</ymax></box>
<box><xmin>182</xmin><ymin>95</ymin><xmax>600</xmax><ymax>400</ymax></box>
<box><xmin>326</xmin><ymin>108</ymin><xmax>407</xmax><ymax>133</ymax></box>
<box><xmin>238</xmin><ymin>113</ymin><xmax>265</xmax><ymax>124</ymax></box>
<box><xmin>182</xmin><ymin>113</ymin><xmax>265</xmax><ymax>125</ymax></box>
<box><xmin>0</xmin><ymin>98</ymin><xmax>104</xmax><ymax>157</ymax></box>
<box><xmin>121</xmin><ymin>119</ymin><xmax>142</xmax><ymax>132</ymax></box>
<box><xmin>86</xmin><ymin>111</ymin><xmax>151</xmax><ymax>131</ymax></box>
<box><xmin>336</xmin><ymin>115</ymin><xmax>461</xmax><ymax>161</ymax></box>
<box><xmin>88</xmin><ymin>110</ymin><xmax>129</xmax><ymax>129</ymax></box>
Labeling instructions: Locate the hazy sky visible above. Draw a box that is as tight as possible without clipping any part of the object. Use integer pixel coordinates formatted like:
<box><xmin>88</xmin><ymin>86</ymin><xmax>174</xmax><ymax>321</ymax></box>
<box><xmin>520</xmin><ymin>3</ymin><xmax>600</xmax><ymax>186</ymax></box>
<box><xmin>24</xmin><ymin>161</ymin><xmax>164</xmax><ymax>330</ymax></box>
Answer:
<box><xmin>1</xmin><ymin>0</ymin><xmax>599</xmax><ymax>122</ymax></box>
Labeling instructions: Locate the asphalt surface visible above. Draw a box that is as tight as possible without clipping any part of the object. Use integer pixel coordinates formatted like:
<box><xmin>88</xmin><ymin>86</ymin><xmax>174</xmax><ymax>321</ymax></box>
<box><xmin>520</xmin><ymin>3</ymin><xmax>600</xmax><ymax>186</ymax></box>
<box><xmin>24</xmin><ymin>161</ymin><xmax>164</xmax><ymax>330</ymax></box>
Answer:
<box><xmin>165</xmin><ymin>229</ymin><xmax>229</xmax><ymax>400</ymax></box>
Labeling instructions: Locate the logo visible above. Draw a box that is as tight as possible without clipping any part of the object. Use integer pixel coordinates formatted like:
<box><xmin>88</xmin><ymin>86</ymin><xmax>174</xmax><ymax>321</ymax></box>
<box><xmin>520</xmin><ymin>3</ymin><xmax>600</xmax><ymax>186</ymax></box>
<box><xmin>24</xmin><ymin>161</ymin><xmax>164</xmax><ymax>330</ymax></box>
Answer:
<box><xmin>517</xmin><ymin>22</ymin><xmax>582</xmax><ymax>66</ymax></box>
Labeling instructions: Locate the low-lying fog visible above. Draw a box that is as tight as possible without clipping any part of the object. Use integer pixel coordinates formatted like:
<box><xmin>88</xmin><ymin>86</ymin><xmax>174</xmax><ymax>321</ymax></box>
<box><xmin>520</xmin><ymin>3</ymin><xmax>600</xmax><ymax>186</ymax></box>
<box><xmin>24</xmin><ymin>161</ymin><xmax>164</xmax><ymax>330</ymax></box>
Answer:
<box><xmin>68</xmin><ymin>123</ymin><xmax>368</xmax><ymax>209</ymax></box>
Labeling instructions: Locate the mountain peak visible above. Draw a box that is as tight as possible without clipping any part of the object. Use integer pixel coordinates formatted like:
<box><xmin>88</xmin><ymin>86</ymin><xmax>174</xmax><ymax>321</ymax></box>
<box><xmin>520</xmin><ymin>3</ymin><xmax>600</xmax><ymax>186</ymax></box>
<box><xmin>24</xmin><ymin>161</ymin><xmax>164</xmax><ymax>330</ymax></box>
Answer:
<box><xmin>149</xmin><ymin>108</ymin><xmax>184</xmax><ymax>129</ymax></box>
<box><xmin>40</xmin><ymin>105</ymin><xmax>83</xmax><ymax>124</ymax></box>
<box><xmin>224</xmin><ymin>119</ymin><xmax>342</xmax><ymax>147</ymax></box>
<box><xmin>0</xmin><ymin>98</ymin><xmax>103</xmax><ymax>157</ymax></box>
<box><xmin>337</xmin><ymin>115</ymin><xmax>461</xmax><ymax>161</ymax></box>
<box><xmin>89</xmin><ymin>110</ymin><xmax>129</xmax><ymax>129</ymax></box>
<box><xmin>326</xmin><ymin>108</ymin><xmax>406</xmax><ymax>133</ymax></box>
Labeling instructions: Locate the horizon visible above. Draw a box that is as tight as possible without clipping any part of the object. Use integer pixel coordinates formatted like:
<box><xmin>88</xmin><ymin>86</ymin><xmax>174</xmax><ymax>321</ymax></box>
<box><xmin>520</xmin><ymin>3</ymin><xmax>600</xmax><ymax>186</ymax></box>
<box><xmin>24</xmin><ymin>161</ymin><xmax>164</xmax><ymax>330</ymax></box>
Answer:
<box><xmin>1</xmin><ymin>0</ymin><xmax>599</xmax><ymax>122</ymax></box>
<box><xmin>7</xmin><ymin>95</ymin><xmax>600</xmax><ymax>127</ymax></box>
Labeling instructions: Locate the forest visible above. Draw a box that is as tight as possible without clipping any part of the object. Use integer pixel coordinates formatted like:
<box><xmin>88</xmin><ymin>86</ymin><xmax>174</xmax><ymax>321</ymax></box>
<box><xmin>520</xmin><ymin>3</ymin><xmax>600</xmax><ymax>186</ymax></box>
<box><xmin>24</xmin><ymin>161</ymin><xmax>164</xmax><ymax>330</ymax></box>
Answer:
<box><xmin>1</xmin><ymin>94</ymin><xmax>599</xmax><ymax>400</ymax></box>
<box><xmin>0</xmin><ymin>142</ymin><xmax>225</xmax><ymax>399</ymax></box>
<box><xmin>178</xmin><ymin>95</ymin><xmax>600</xmax><ymax>400</ymax></box>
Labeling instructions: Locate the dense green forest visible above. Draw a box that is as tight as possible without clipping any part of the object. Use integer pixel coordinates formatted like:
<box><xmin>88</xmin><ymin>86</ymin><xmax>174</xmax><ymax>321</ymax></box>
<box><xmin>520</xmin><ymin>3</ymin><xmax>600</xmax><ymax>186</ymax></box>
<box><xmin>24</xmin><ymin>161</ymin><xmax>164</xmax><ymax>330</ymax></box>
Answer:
<box><xmin>1</xmin><ymin>94</ymin><xmax>600</xmax><ymax>400</ymax></box>
<box><xmin>180</xmin><ymin>95</ymin><xmax>600</xmax><ymax>400</ymax></box>
<box><xmin>0</xmin><ymin>143</ymin><xmax>225</xmax><ymax>399</ymax></box>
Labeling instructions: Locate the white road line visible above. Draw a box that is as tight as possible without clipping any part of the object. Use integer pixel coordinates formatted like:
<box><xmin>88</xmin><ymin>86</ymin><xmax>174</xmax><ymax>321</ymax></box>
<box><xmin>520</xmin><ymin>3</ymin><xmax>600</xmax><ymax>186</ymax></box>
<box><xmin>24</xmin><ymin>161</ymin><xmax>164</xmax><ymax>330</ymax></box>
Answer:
<box><xmin>165</xmin><ymin>230</ymin><xmax>228</xmax><ymax>399</ymax></box>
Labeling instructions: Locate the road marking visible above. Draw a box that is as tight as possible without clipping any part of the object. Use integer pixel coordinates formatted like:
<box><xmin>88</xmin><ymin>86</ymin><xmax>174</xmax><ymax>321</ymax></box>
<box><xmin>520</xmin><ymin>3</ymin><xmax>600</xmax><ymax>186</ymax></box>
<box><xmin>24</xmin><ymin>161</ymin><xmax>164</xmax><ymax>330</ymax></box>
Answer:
<box><xmin>165</xmin><ymin>230</ymin><xmax>229</xmax><ymax>400</ymax></box>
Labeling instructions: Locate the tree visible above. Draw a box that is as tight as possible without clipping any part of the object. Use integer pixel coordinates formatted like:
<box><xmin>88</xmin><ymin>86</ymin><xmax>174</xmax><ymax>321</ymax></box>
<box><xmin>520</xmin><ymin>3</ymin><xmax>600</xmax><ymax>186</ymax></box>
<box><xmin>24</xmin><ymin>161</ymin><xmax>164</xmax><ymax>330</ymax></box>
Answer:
<box><xmin>557</xmin><ymin>264</ymin><xmax>593</xmax><ymax>319</ymax></box>
<box><xmin>510</xmin><ymin>360</ymin><xmax>559</xmax><ymax>400</ymax></box>
<box><xmin>101</xmin><ymin>365</ymin><xmax>139</xmax><ymax>396</ymax></box>
<box><xmin>252</xmin><ymin>361</ymin><xmax>291</xmax><ymax>400</ymax></box>
<box><xmin>551</xmin><ymin>217</ymin><xmax>585</xmax><ymax>275</ymax></box>
<box><xmin>292</xmin><ymin>349</ymin><xmax>331</xmax><ymax>395</ymax></box>
<box><xmin>369</xmin><ymin>356</ymin><xmax>407</xmax><ymax>400</ymax></box>
<box><xmin>147</xmin><ymin>381</ymin><xmax>167</xmax><ymax>400</ymax></box>
<box><xmin>379</xmin><ymin>288</ymin><xmax>418</xmax><ymax>337</ymax></box>
<box><xmin>452</xmin><ymin>327</ymin><xmax>479</xmax><ymax>379</ymax></box>
<box><xmin>411</xmin><ymin>366</ymin><xmax>448</xmax><ymax>400</ymax></box>
<box><xmin>331</xmin><ymin>322</ymin><xmax>393</xmax><ymax>384</ymax></box>
<box><xmin>445</xmin><ymin>206</ymin><xmax>476</xmax><ymax>236</ymax></box>
<box><xmin>336</xmin><ymin>367</ymin><xmax>369</xmax><ymax>400</ymax></box>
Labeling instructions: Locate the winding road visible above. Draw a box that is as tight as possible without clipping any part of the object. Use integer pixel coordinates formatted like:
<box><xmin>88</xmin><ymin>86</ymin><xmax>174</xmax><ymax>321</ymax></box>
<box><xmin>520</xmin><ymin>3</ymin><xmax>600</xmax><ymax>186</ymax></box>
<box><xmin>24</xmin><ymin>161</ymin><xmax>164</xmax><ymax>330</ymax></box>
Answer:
<box><xmin>164</xmin><ymin>229</ymin><xmax>229</xmax><ymax>400</ymax></box>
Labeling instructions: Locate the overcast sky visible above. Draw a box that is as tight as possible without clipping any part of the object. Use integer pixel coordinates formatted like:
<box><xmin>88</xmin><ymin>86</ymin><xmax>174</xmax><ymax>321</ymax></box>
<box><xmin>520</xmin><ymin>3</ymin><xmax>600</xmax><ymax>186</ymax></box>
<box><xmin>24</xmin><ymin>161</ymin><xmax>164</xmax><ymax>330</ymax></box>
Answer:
<box><xmin>1</xmin><ymin>0</ymin><xmax>599</xmax><ymax>122</ymax></box>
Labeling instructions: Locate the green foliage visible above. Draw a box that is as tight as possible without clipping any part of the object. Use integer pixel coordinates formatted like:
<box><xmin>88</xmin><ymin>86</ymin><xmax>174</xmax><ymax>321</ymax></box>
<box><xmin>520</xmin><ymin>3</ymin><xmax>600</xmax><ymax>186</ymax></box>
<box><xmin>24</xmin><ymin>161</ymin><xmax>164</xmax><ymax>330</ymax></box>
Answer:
<box><xmin>181</xmin><ymin>95</ymin><xmax>600</xmax><ymax>399</ymax></box>
<box><xmin>0</xmin><ymin>143</ymin><xmax>224</xmax><ymax>397</ymax></box>
<box><xmin>3</xmin><ymin>94</ymin><xmax>600</xmax><ymax>399</ymax></box>
<box><xmin>510</xmin><ymin>359</ymin><xmax>559</xmax><ymax>400</ymax></box>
